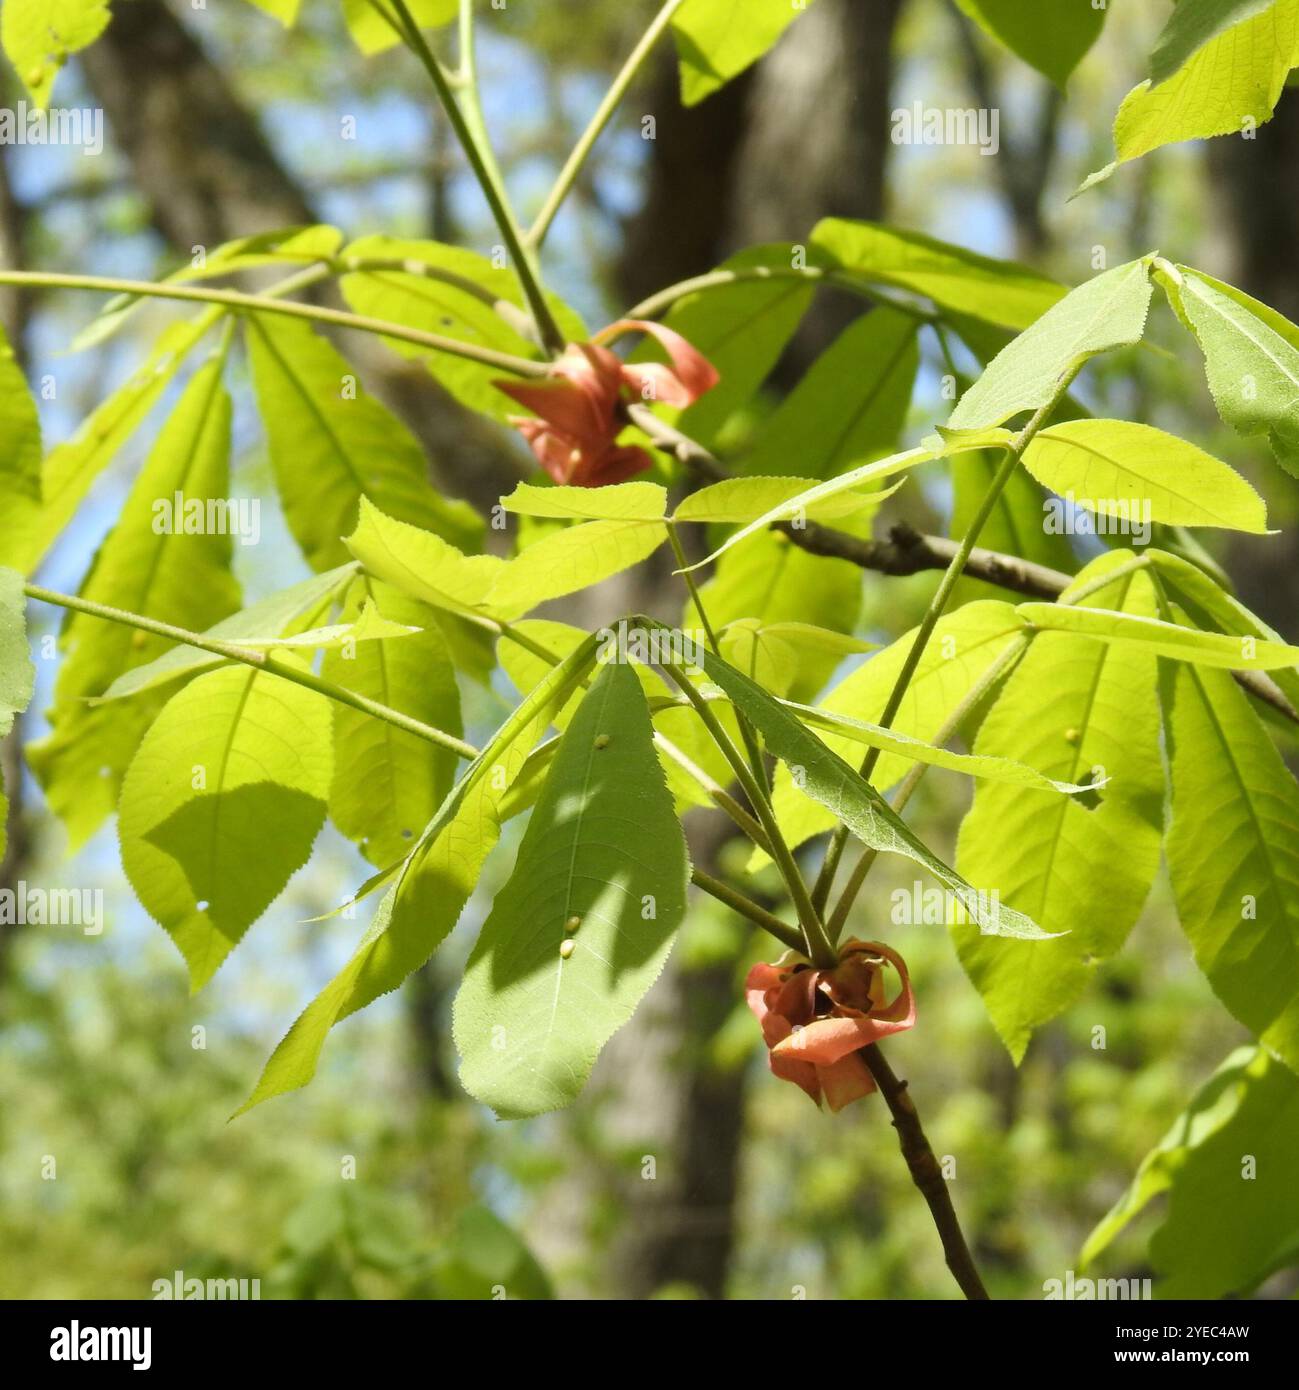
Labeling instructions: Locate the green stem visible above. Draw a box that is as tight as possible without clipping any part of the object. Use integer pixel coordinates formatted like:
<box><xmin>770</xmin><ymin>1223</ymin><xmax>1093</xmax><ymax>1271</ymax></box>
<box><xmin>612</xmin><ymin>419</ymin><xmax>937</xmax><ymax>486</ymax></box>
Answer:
<box><xmin>526</xmin><ymin>0</ymin><xmax>689</xmax><ymax>250</ymax></box>
<box><xmin>0</xmin><ymin>269</ymin><xmax>549</xmax><ymax>377</ymax></box>
<box><xmin>382</xmin><ymin>0</ymin><xmax>565</xmax><ymax>353</ymax></box>
<box><xmin>811</xmin><ymin>381</ymin><xmax>1079</xmax><ymax>917</ymax></box>
<box><xmin>824</xmin><ymin>631</ymin><xmax>1031</xmax><ymax>941</ymax></box>
<box><xmin>661</xmin><ymin>658</ymin><xmax>836</xmax><ymax>969</ymax></box>
<box><xmin>691</xmin><ymin>869</ymin><xmax>804</xmax><ymax>953</ymax></box>
<box><xmin>23</xmin><ymin>583</ymin><xmax>481</xmax><ymax>762</ymax></box>
<box><xmin>624</xmin><ymin>266</ymin><xmax>938</xmax><ymax>325</ymax></box>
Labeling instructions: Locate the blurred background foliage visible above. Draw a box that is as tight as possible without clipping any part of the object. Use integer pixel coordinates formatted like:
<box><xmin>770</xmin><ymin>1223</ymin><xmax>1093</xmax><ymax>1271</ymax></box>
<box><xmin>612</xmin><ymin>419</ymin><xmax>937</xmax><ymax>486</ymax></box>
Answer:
<box><xmin>1</xmin><ymin>0</ymin><xmax>1296</xmax><ymax>1299</ymax></box>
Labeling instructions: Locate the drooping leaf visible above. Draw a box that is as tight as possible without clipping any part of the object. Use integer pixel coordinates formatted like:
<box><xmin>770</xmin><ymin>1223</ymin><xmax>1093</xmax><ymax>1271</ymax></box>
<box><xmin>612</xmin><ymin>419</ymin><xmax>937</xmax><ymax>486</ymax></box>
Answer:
<box><xmin>1166</xmin><ymin>267</ymin><xmax>1299</xmax><ymax>477</ymax></box>
<box><xmin>338</xmin><ymin>235</ymin><xmax>582</xmax><ymax>419</ymax></box>
<box><xmin>2</xmin><ymin>0</ymin><xmax>111</xmax><ymax>106</ymax></box>
<box><xmin>246</xmin><ymin>314</ymin><xmax>482</xmax><ymax>570</ymax></box>
<box><xmin>1081</xmin><ymin>0</ymin><xmax>1299</xmax><ymax>190</ymax></box>
<box><xmin>946</xmin><ymin>259</ymin><xmax>1154</xmax><ymax>432</ymax></box>
<box><xmin>738</xmin><ymin>307</ymin><xmax>918</xmax><ymax>479</ymax></box>
<box><xmin>97</xmin><ymin>564</ymin><xmax>357</xmax><ymax>702</ymax></box>
<box><xmin>696</xmin><ymin>642</ymin><xmax>1052</xmax><ymax>939</ymax></box>
<box><xmin>1083</xmin><ymin>1046</ymin><xmax>1299</xmax><ymax>1298</ymax></box>
<box><xmin>809</xmin><ymin>219</ymin><xmax>1065</xmax><ymax>331</ymax></box>
<box><xmin>1021</xmin><ymin>418</ymin><xmax>1269</xmax><ymax>532</ymax></box>
<box><xmin>27</xmin><ymin>354</ymin><xmax>242</xmax><ymax>848</ymax></box>
<box><xmin>1163</xmin><ymin>657</ymin><xmax>1299</xmax><ymax>1073</ymax></box>
<box><xmin>0</xmin><ymin>310</ymin><xmax>221</xmax><ymax>576</ymax></box>
<box><xmin>119</xmin><ymin>660</ymin><xmax>333</xmax><ymax>990</ymax></box>
<box><xmin>767</xmin><ymin>600</ymin><xmax>1028</xmax><ymax>856</ymax></box>
<box><xmin>454</xmin><ymin>661</ymin><xmax>690</xmax><ymax>1118</ymax></box>
<box><xmin>954</xmin><ymin>0</ymin><xmax>1105</xmax><ymax>87</ymax></box>
<box><xmin>1018</xmin><ymin>600</ymin><xmax>1299</xmax><ymax>669</ymax></box>
<box><xmin>0</xmin><ymin>566</ymin><xmax>35</xmax><ymax>862</ymax></box>
<box><xmin>341</xmin><ymin>0</ymin><xmax>455</xmax><ymax>54</ymax></box>
<box><xmin>237</xmin><ymin>634</ymin><xmax>601</xmax><ymax>1114</ymax></box>
<box><xmin>671</xmin><ymin>0</ymin><xmax>818</xmax><ymax>106</ymax></box>
<box><xmin>323</xmin><ymin>580</ymin><xmax>462</xmax><ymax>867</ymax></box>
<box><xmin>954</xmin><ymin>552</ymin><xmax>1165</xmax><ymax>1060</ymax></box>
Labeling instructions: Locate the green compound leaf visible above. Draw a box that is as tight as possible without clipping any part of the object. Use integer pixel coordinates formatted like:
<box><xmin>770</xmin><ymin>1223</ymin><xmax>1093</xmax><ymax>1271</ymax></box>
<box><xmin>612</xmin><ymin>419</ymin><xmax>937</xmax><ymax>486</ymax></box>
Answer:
<box><xmin>454</xmin><ymin>660</ymin><xmax>690</xmax><ymax>1119</ymax></box>
<box><xmin>2</xmin><ymin>0</ymin><xmax>111</xmax><ymax>107</ymax></box>
<box><xmin>238</xmin><ymin>635</ymin><xmax>601</xmax><ymax>1115</ymax></box>
<box><xmin>0</xmin><ymin>566</ymin><xmax>35</xmax><ymax>863</ymax></box>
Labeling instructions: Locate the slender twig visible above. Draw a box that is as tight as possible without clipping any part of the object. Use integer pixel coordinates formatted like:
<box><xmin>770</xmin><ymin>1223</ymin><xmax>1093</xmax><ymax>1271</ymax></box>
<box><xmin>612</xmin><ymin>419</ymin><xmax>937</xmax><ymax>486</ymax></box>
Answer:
<box><xmin>379</xmin><ymin>0</ymin><xmax>565</xmax><ymax>353</ymax></box>
<box><xmin>23</xmin><ymin>583</ymin><xmax>481</xmax><ymax>762</ymax></box>
<box><xmin>660</xmin><ymin>657</ymin><xmax>836</xmax><ymax>968</ymax></box>
<box><xmin>0</xmin><ymin>269</ymin><xmax>549</xmax><ymax>377</ymax></box>
<box><xmin>624</xmin><ymin>265</ymin><xmax>940</xmax><ymax>326</ymax></box>
<box><xmin>811</xmin><ymin>381</ymin><xmax>1080</xmax><ymax>915</ymax></box>
<box><xmin>527</xmin><ymin>0</ymin><xmax>689</xmax><ymax>250</ymax></box>
<box><xmin>690</xmin><ymin>868</ymin><xmax>803</xmax><ymax>953</ymax></box>
<box><xmin>861</xmin><ymin>1043</ymin><xmax>990</xmax><ymax>1300</ymax></box>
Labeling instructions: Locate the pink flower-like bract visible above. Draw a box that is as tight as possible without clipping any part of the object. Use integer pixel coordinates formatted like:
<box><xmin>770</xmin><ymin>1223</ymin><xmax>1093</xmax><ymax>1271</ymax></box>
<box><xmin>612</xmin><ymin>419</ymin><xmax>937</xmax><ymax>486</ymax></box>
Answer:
<box><xmin>745</xmin><ymin>940</ymin><xmax>916</xmax><ymax>1113</ymax></box>
<box><xmin>494</xmin><ymin>319</ymin><xmax>719</xmax><ymax>487</ymax></box>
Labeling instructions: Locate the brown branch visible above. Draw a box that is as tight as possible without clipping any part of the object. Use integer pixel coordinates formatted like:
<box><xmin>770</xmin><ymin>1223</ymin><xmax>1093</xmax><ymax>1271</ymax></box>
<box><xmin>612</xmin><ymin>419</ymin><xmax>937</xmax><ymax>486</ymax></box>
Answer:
<box><xmin>628</xmin><ymin>405</ymin><xmax>1299</xmax><ymax>727</ymax></box>
<box><xmin>861</xmin><ymin>1043</ymin><xmax>990</xmax><ymax>1300</ymax></box>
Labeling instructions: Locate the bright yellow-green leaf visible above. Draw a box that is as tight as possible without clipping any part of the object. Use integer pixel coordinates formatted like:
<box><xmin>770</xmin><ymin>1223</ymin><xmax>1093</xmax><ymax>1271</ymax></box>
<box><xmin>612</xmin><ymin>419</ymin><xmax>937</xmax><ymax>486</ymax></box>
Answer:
<box><xmin>323</xmin><ymin>581</ymin><xmax>461</xmax><ymax>867</ymax></box>
<box><xmin>2</xmin><ymin>0</ymin><xmax>111</xmax><ymax>106</ymax></box>
<box><xmin>671</xmin><ymin>0</ymin><xmax>818</xmax><ymax>106</ymax></box>
<box><xmin>0</xmin><ymin>310</ymin><xmax>221</xmax><ymax>576</ymax></box>
<box><xmin>486</xmin><ymin>519</ymin><xmax>666</xmax><ymax>617</ymax></box>
<box><xmin>245</xmin><ymin>314</ymin><xmax>482</xmax><ymax>570</ymax></box>
<box><xmin>501</xmin><ymin>480</ymin><xmax>667</xmax><ymax>521</ymax></box>
<box><xmin>1082</xmin><ymin>0</ymin><xmax>1299</xmax><ymax>190</ymax></box>
<box><xmin>27</xmin><ymin>355</ymin><xmax>242</xmax><ymax>849</ymax></box>
<box><xmin>954</xmin><ymin>553</ymin><xmax>1165</xmax><ymax>1059</ymax></box>
<box><xmin>0</xmin><ymin>566</ymin><xmax>35</xmax><ymax>863</ymax></box>
<box><xmin>810</xmin><ymin>219</ymin><xmax>1065</xmax><ymax>331</ymax></box>
<box><xmin>0</xmin><ymin>324</ymin><xmax>40</xmax><ymax>500</ymax></box>
<box><xmin>98</xmin><ymin>565</ymin><xmax>357</xmax><ymax>703</ymax></box>
<box><xmin>119</xmin><ymin>660</ymin><xmax>333</xmax><ymax>990</ymax></box>
<box><xmin>673</xmin><ymin>474</ymin><xmax>899</xmax><ymax>525</ymax></box>
<box><xmin>947</xmin><ymin>259</ymin><xmax>1154</xmax><ymax>432</ymax></box>
<box><xmin>341</xmin><ymin>0</ymin><xmax>453</xmax><ymax>54</ymax></box>
<box><xmin>1018</xmin><ymin>601</ymin><xmax>1299</xmax><ymax>669</ymax></box>
<box><xmin>1022</xmin><ymin>419</ymin><xmax>1269</xmax><ymax>532</ymax></box>
<box><xmin>237</xmin><ymin>635</ymin><xmax>601</xmax><ymax>1114</ymax></box>
<box><xmin>454</xmin><ymin>661</ymin><xmax>690</xmax><ymax>1117</ymax></box>
<box><xmin>245</xmin><ymin>0</ymin><xmax>301</xmax><ymax>23</ymax></box>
